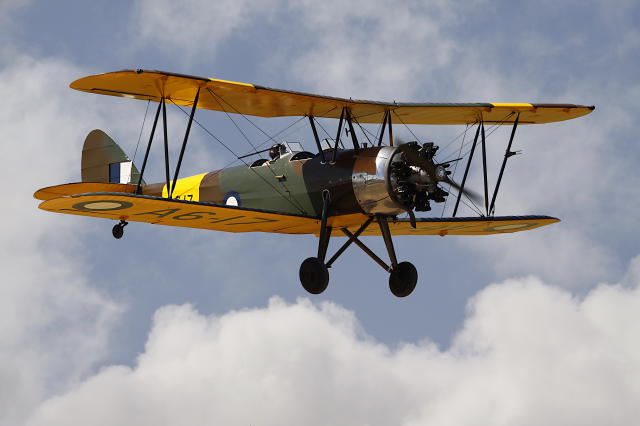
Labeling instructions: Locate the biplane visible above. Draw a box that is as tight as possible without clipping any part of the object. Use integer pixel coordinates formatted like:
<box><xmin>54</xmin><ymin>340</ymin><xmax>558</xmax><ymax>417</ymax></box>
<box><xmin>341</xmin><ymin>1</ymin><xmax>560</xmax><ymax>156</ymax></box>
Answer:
<box><xmin>34</xmin><ymin>69</ymin><xmax>594</xmax><ymax>297</ymax></box>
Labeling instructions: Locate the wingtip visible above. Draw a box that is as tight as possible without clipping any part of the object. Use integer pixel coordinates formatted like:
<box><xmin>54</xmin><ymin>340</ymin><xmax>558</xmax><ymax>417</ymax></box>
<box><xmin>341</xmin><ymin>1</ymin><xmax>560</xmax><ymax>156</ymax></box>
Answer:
<box><xmin>33</xmin><ymin>188</ymin><xmax>45</xmax><ymax>200</ymax></box>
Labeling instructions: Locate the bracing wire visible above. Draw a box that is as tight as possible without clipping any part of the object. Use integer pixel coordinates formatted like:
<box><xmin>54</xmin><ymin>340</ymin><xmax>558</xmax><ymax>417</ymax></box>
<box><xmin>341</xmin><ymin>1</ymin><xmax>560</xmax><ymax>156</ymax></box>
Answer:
<box><xmin>439</xmin><ymin>113</ymin><xmax>517</xmax><ymax>216</ymax></box>
<box><xmin>441</xmin><ymin>123</ymin><xmax>469</xmax><ymax>217</ymax></box>
<box><xmin>206</xmin><ymin>88</ymin><xmax>262</xmax><ymax>154</ymax></box>
<box><xmin>439</xmin><ymin>112</ymin><xmax>515</xmax><ymax>162</ymax></box>
<box><xmin>132</xmin><ymin>100</ymin><xmax>151</xmax><ymax>163</ymax></box>
<box><xmin>169</xmin><ymin>100</ymin><xmax>308</xmax><ymax>215</ymax></box>
<box><xmin>207</xmin><ymin>87</ymin><xmax>294</xmax><ymax>147</ymax></box>
<box><xmin>314</xmin><ymin>118</ymin><xmax>337</xmax><ymax>142</ymax></box>
<box><xmin>205</xmin><ymin>88</ymin><xmax>310</xmax><ymax>213</ymax></box>
<box><xmin>215</xmin><ymin>116</ymin><xmax>308</xmax><ymax>172</ymax></box>
<box><xmin>458</xmin><ymin>195</ymin><xmax>485</xmax><ymax>216</ymax></box>
<box><xmin>391</xmin><ymin>110</ymin><xmax>422</xmax><ymax>143</ymax></box>
<box><xmin>352</xmin><ymin>116</ymin><xmax>374</xmax><ymax>145</ymax></box>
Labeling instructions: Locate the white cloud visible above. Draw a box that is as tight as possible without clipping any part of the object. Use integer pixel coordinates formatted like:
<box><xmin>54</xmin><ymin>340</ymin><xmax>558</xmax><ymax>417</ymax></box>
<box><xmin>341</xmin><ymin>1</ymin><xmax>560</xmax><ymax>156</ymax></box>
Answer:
<box><xmin>0</xmin><ymin>56</ymin><xmax>128</xmax><ymax>425</ymax></box>
<box><xmin>0</xmin><ymin>0</ymin><xmax>32</xmax><ymax>60</ymax></box>
<box><xmin>24</xmin><ymin>256</ymin><xmax>640</xmax><ymax>426</ymax></box>
<box><xmin>130</xmin><ymin>0</ymin><xmax>460</xmax><ymax>100</ymax></box>
<box><xmin>4</xmin><ymin>3</ymin><xmax>639</xmax><ymax>425</ymax></box>
<box><xmin>131</xmin><ymin>0</ymin><xmax>278</xmax><ymax>62</ymax></box>
<box><xmin>285</xmin><ymin>0</ymin><xmax>459</xmax><ymax>100</ymax></box>
<box><xmin>0</xmin><ymin>0</ymin><xmax>30</xmax><ymax>27</ymax></box>
<box><xmin>462</xmin><ymin>227</ymin><xmax>619</xmax><ymax>287</ymax></box>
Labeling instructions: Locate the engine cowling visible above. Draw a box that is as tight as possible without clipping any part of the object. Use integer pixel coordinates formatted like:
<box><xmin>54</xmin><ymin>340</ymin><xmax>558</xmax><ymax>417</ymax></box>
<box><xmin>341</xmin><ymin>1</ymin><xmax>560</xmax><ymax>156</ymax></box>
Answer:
<box><xmin>352</xmin><ymin>146</ymin><xmax>405</xmax><ymax>215</ymax></box>
<box><xmin>351</xmin><ymin>144</ymin><xmax>451</xmax><ymax>215</ymax></box>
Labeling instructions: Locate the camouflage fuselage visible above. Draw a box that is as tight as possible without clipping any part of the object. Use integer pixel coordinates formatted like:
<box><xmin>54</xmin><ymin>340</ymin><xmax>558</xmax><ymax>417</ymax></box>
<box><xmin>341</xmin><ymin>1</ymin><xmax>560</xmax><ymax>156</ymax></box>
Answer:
<box><xmin>142</xmin><ymin>147</ymin><xmax>405</xmax><ymax>218</ymax></box>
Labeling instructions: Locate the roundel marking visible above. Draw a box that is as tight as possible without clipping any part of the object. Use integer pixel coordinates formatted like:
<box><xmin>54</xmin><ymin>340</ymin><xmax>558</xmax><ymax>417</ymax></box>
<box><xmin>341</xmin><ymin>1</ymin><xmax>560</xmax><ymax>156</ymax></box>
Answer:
<box><xmin>487</xmin><ymin>223</ymin><xmax>534</xmax><ymax>232</ymax></box>
<box><xmin>223</xmin><ymin>191</ymin><xmax>241</xmax><ymax>207</ymax></box>
<box><xmin>72</xmin><ymin>200</ymin><xmax>134</xmax><ymax>211</ymax></box>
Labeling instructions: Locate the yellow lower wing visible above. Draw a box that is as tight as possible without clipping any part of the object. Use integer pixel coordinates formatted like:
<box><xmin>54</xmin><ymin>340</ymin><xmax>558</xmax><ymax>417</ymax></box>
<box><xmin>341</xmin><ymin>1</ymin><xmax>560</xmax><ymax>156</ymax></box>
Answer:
<box><xmin>38</xmin><ymin>192</ymin><xmax>321</xmax><ymax>234</ymax></box>
<box><xmin>351</xmin><ymin>217</ymin><xmax>559</xmax><ymax>236</ymax></box>
<box><xmin>37</xmin><ymin>190</ymin><xmax>559</xmax><ymax>236</ymax></box>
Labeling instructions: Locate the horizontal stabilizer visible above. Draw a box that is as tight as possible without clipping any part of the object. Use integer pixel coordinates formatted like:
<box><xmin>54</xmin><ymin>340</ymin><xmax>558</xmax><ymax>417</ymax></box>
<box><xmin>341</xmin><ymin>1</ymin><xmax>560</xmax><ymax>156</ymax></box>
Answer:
<box><xmin>34</xmin><ymin>182</ymin><xmax>137</xmax><ymax>201</ymax></box>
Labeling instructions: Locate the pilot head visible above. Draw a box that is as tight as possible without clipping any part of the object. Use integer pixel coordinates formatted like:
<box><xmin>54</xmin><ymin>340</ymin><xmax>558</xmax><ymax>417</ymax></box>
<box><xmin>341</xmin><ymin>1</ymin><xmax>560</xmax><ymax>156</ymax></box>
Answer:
<box><xmin>269</xmin><ymin>143</ymin><xmax>283</xmax><ymax>160</ymax></box>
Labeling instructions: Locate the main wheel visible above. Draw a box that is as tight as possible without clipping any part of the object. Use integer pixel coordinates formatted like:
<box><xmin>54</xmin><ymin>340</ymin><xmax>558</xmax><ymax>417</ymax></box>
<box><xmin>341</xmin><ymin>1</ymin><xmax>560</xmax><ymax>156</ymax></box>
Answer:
<box><xmin>389</xmin><ymin>261</ymin><xmax>418</xmax><ymax>297</ymax></box>
<box><xmin>112</xmin><ymin>222</ymin><xmax>126</xmax><ymax>239</ymax></box>
<box><xmin>299</xmin><ymin>257</ymin><xmax>329</xmax><ymax>294</ymax></box>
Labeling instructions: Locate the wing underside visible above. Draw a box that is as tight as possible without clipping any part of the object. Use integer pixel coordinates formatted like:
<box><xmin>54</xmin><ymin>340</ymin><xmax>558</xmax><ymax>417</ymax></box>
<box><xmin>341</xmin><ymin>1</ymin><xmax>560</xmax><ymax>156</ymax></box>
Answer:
<box><xmin>70</xmin><ymin>69</ymin><xmax>594</xmax><ymax>125</ymax></box>
<box><xmin>353</xmin><ymin>216</ymin><xmax>559</xmax><ymax>236</ymax></box>
<box><xmin>36</xmin><ymin>188</ymin><xmax>559</xmax><ymax>236</ymax></box>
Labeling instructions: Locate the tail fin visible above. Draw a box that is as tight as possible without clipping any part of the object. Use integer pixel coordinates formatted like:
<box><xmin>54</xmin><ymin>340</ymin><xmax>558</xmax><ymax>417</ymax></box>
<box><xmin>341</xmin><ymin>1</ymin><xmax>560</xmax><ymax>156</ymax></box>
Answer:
<box><xmin>81</xmin><ymin>129</ymin><xmax>144</xmax><ymax>185</ymax></box>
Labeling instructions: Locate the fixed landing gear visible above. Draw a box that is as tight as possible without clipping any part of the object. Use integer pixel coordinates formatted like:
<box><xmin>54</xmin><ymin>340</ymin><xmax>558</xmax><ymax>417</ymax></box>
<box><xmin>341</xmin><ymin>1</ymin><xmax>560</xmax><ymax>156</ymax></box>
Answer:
<box><xmin>298</xmin><ymin>211</ymin><xmax>418</xmax><ymax>297</ymax></box>
<box><xmin>378</xmin><ymin>215</ymin><xmax>418</xmax><ymax>298</ymax></box>
<box><xmin>299</xmin><ymin>257</ymin><xmax>329</xmax><ymax>294</ymax></box>
<box><xmin>299</xmin><ymin>190</ymin><xmax>332</xmax><ymax>294</ymax></box>
<box><xmin>112</xmin><ymin>220</ymin><xmax>128</xmax><ymax>239</ymax></box>
<box><xmin>389</xmin><ymin>261</ymin><xmax>418</xmax><ymax>297</ymax></box>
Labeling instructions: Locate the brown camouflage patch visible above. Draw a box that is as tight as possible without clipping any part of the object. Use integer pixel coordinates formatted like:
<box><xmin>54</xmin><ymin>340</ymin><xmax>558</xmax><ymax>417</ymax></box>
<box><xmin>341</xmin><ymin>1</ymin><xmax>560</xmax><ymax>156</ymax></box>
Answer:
<box><xmin>142</xmin><ymin>182</ymin><xmax>164</xmax><ymax>197</ymax></box>
<box><xmin>199</xmin><ymin>171</ymin><xmax>225</xmax><ymax>203</ymax></box>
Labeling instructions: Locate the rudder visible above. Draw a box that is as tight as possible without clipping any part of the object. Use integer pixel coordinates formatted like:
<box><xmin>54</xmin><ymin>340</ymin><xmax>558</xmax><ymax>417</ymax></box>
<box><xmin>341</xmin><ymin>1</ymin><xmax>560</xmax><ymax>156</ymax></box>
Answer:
<box><xmin>81</xmin><ymin>129</ymin><xmax>144</xmax><ymax>184</ymax></box>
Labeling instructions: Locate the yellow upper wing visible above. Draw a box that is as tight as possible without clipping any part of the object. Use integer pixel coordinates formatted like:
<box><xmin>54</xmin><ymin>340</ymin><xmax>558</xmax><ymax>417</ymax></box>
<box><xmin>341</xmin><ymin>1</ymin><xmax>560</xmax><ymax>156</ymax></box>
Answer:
<box><xmin>70</xmin><ymin>69</ymin><xmax>594</xmax><ymax>125</ymax></box>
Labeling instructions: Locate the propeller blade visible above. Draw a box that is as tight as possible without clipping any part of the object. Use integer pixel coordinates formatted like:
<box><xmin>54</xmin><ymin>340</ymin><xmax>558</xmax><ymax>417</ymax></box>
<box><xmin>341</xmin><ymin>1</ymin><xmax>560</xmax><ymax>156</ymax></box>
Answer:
<box><xmin>436</xmin><ymin>157</ymin><xmax>463</xmax><ymax>166</ymax></box>
<box><xmin>398</xmin><ymin>144</ymin><xmax>482</xmax><ymax>203</ymax></box>
<box><xmin>398</xmin><ymin>144</ymin><xmax>436</xmax><ymax>176</ymax></box>
<box><xmin>444</xmin><ymin>178</ymin><xmax>482</xmax><ymax>204</ymax></box>
<box><xmin>396</xmin><ymin>142</ymin><xmax>482</xmax><ymax>208</ymax></box>
<box><xmin>406</xmin><ymin>209</ymin><xmax>417</xmax><ymax>228</ymax></box>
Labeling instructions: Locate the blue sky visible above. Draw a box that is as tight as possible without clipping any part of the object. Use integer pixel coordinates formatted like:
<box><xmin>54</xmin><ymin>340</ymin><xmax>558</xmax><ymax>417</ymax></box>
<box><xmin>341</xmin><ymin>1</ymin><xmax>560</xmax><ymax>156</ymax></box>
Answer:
<box><xmin>2</xmin><ymin>1</ymin><xmax>640</xmax><ymax>425</ymax></box>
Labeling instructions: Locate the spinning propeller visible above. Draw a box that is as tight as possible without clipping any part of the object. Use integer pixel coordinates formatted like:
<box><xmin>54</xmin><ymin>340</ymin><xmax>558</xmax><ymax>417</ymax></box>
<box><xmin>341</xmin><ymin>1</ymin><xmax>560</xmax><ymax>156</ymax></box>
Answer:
<box><xmin>390</xmin><ymin>138</ymin><xmax>481</xmax><ymax>227</ymax></box>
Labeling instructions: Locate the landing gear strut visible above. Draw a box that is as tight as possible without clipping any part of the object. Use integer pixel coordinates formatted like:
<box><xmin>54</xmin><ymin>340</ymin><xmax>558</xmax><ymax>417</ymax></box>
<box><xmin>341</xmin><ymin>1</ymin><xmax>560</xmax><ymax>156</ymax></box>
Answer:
<box><xmin>378</xmin><ymin>216</ymin><xmax>418</xmax><ymax>297</ymax></box>
<box><xmin>298</xmin><ymin>209</ymin><xmax>418</xmax><ymax>297</ymax></box>
<box><xmin>112</xmin><ymin>220</ymin><xmax>128</xmax><ymax>239</ymax></box>
<box><xmin>299</xmin><ymin>190</ymin><xmax>331</xmax><ymax>294</ymax></box>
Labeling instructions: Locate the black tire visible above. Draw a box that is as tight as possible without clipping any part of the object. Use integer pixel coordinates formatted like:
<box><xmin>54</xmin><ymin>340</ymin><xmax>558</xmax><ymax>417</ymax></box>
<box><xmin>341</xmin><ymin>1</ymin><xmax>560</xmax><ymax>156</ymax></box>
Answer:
<box><xmin>389</xmin><ymin>261</ymin><xmax>418</xmax><ymax>297</ymax></box>
<box><xmin>112</xmin><ymin>224</ymin><xmax>124</xmax><ymax>239</ymax></box>
<box><xmin>299</xmin><ymin>257</ymin><xmax>329</xmax><ymax>294</ymax></box>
